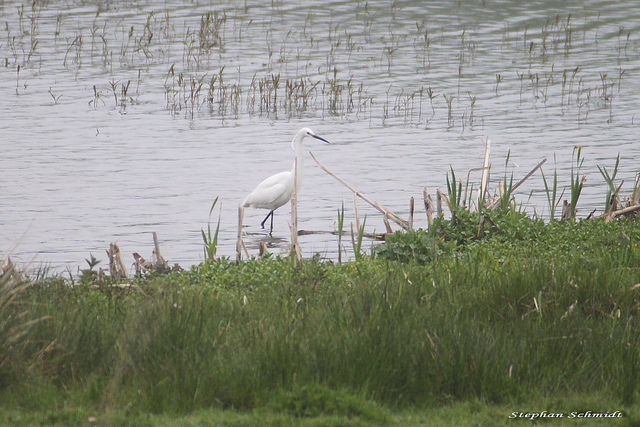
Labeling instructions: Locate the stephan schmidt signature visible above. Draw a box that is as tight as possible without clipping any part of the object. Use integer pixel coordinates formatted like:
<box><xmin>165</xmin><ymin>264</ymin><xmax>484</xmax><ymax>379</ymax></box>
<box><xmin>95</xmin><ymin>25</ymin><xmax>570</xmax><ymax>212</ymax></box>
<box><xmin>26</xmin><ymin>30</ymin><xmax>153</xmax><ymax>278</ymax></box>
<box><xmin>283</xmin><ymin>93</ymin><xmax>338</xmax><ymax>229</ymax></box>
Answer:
<box><xmin>509</xmin><ymin>410</ymin><xmax>623</xmax><ymax>420</ymax></box>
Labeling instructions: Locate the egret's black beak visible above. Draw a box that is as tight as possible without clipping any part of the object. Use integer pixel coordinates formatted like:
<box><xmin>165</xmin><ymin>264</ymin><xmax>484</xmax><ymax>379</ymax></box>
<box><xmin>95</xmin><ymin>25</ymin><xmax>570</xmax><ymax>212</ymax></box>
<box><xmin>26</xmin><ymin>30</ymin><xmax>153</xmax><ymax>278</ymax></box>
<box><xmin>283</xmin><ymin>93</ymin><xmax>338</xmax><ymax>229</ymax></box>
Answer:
<box><xmin>311</xmin><ymin>134</ymin><xmax>330</xmax><ymax>144</ymax></box>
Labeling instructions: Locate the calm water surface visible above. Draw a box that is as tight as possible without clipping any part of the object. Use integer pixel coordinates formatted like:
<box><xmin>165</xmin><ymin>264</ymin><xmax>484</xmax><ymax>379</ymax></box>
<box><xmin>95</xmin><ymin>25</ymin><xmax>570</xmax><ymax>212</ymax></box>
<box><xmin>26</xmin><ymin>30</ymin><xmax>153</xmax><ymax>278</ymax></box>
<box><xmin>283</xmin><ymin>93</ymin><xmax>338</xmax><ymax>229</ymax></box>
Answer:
<box><xmin>1</xmin><ymin>0</ymin><xmax>639</xmax><ymax>271</ymax></box>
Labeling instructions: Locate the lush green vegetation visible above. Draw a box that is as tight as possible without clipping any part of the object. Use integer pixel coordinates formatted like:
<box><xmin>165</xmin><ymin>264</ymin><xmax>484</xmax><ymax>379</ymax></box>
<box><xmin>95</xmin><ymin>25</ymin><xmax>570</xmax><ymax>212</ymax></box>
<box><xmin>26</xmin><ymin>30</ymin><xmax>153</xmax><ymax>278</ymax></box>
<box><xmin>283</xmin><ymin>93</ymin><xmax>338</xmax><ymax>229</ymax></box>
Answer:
<box><xmin>2</xmin><ymin>210</ymin><xmax>640</xmax><ymax>425</ymax></box>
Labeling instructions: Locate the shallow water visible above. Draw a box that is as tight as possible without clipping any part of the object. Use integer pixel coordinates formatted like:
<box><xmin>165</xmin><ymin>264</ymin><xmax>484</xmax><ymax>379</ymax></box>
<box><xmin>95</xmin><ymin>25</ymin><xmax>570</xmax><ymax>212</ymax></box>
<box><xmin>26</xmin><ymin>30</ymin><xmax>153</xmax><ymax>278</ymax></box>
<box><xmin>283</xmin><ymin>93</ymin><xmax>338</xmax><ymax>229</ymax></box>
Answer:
<box><xmin>1</xmin><ymin>0</ymin><xmax>639</xmax><ymax>272</ymax></box>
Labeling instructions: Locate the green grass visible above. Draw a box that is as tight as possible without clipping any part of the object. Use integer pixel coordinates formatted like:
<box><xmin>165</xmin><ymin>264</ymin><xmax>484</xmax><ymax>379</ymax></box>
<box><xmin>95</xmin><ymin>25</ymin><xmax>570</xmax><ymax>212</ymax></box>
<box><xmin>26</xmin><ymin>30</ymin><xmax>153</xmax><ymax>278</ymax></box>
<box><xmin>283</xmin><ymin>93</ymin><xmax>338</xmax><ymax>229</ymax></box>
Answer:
<box><xmin>2</xmin><ymin>213</ymin><xmax>640</xmax><ymax>424</ymax></box>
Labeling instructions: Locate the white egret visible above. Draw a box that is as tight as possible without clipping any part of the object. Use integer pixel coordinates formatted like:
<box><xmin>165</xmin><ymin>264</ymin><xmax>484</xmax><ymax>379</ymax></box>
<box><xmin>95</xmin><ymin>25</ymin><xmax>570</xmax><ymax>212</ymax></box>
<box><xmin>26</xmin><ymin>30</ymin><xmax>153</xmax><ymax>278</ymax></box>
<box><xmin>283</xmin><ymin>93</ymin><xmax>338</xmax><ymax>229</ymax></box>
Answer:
<box><xmin>242</xmin><ymin>127</ymin><xmax>329</xmax><ymax>235</ymax></box>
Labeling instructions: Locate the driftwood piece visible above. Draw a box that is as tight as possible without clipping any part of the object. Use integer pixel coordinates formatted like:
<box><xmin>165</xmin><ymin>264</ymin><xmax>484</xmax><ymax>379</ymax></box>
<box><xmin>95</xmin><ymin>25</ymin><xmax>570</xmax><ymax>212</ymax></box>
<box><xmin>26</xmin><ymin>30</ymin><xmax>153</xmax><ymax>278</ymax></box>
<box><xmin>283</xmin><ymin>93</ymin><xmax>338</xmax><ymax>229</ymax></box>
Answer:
<box><xmin>310</xmin><ymin>152</ymin><xmax>409</xmax><ymax>230</ymax></box>
<box><xmin>601</xmin><ymin>203</ymin><xmax>640</xmax><ymax>222</ymax></box>
<box><xmin>131</xmin><ymin>233</ymin><xmax>171</xmax><ymax>275</ymax></box>
<box><xmin>297</xmin><ymin>229</ymin><xmax>389</xmax><ymax>240</ymax></box>
<box><xmin>133</xmin><ymin>252</ymin><xmax>153</xmax><ymax>276</ymax></box>
<box><xmin>107</xmin><ymin>242</ymin><xmax>128</xmax><ymax>279</ymax></box>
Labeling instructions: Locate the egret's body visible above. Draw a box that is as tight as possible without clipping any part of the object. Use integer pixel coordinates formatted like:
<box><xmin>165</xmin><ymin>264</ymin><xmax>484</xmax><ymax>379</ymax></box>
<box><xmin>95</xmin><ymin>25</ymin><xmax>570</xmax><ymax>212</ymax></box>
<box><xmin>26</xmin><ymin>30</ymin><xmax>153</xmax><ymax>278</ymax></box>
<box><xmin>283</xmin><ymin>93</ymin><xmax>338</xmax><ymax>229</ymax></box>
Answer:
<box><xmin>243</xmin><ymin>128</ymin><xmax>329</xmax><ymax>235</ymax></box>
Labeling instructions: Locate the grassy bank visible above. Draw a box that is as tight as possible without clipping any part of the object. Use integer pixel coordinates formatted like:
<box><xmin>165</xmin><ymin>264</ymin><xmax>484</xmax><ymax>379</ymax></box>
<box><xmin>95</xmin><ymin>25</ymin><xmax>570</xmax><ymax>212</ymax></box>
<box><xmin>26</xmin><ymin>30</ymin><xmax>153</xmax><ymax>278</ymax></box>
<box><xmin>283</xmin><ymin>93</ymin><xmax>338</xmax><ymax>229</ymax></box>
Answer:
<box><xmin>2</xmin><ymin>211</ymin><xmax>640</xmax><ymax>425</ymax></box>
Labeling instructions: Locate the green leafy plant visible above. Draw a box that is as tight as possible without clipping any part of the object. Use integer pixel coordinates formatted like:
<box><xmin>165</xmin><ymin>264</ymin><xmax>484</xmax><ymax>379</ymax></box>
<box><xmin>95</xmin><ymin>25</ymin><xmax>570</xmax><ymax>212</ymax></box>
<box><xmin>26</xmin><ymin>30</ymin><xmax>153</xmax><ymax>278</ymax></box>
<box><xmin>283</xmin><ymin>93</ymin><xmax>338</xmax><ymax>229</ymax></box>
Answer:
<box><xmin>350</xmin><ymin>216</ymin><xmax>367</xmax><ymax>261</ymax></box>
<box><xmin>597</xmin><ymin>153</ymin><xmax>621</xmax><ymax>214</ymax></box>
<box><xmin>568</xmin><ymin>146</ymin><xmax>586</xmax><ymax>220</ymax></box>
<box><xmin>496</xmin><ymin>150</ymin><xmax>516</xmax><ymax>211</ymax></box>
<box><xmin>540</xmin><ymin>155</ymin><xmax>563</xmax><ymax>220</ymax></box>
<box><xmin>201</xmin><ymin>197</ymin><xmax>221</xmax><ymax>262</ymax></box>
<box><xmin>446</xmin><ymin>167</ymin><xmax>463</xmax><ymax>217</ymax></box>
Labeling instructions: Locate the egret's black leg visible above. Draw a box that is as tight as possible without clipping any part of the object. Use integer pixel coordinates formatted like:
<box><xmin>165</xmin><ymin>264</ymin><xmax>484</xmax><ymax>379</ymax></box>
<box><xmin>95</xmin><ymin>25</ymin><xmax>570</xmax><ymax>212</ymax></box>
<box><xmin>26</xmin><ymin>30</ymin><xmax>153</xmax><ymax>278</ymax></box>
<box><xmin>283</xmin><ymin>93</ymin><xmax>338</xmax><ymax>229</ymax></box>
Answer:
<box><xmin>269</xmin><ymin>211</ymin><xmax>275</xmax><ymax>236</ymax></box>
<box><xmin>260</xmin><ymin>210</ymin><xmax>274</xmax><ymax>231</ymax></box>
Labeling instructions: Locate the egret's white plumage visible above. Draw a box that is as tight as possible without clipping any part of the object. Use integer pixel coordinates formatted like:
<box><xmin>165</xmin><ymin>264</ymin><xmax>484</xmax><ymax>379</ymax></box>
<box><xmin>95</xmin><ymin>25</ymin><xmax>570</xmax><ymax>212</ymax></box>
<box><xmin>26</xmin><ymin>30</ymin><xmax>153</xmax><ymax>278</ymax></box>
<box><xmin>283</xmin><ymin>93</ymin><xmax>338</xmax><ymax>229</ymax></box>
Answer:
<box><xmin>243</xmin><ymin>127</ymin><xmax>329</xmax><ymax>235</ymax></box>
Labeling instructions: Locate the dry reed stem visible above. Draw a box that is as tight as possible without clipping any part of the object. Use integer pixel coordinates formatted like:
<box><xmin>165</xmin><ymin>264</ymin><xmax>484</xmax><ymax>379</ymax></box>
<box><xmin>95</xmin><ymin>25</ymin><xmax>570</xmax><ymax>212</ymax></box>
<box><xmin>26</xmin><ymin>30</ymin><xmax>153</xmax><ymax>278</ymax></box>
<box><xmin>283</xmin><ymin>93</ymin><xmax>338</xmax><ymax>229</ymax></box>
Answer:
<box><xmin>487</xmin><ymin>157</ymin><xmax>548</xmax><ymax>210</ymax></box>
<box><xmin>437</xmin><ymin>188</ymin><xmax>451</xmax><ymax>213</ymax></box>
<box><xmin>424</xmin><ymin>187</ymin><xmax>434</xmax><ymax>227</ymax></box>
<box><xmin>479</xmin><ymin>137</ymin><xmax>491</xmax><ymax>207</ymax></box>
<box><xmin>383</xmin><ymin>214</ymin><xmax>393</xmax><ymax>234</ymax></box>
<box><xmin>465</xmin><ymin>166</ymin><xmax>490</xmax><ymax>207</ymax></box>
<box><xmin>511</xmin><ymin>158</ymin><xmax>548</xmax><ymax>192</ymax></box>
<box><xmin>310</xmin><ymin>152</ymin><xmax>409</xmax><ymax>230</ymax></box>
<box><xmin>354</xmin><ymin>194</ymin><xmax>361</xmax><ymax>232</ymax></box>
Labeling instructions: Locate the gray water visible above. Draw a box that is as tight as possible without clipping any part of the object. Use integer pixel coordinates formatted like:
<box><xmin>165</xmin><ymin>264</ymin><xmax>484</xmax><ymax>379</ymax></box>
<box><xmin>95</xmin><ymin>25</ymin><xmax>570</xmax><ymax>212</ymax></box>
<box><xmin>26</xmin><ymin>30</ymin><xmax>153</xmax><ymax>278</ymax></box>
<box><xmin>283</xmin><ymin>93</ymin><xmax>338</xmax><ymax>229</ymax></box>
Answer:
<box><xmin>1</xmin><ymin>0</ymin><xmax>639</xmax><ymax>272</ymax></box>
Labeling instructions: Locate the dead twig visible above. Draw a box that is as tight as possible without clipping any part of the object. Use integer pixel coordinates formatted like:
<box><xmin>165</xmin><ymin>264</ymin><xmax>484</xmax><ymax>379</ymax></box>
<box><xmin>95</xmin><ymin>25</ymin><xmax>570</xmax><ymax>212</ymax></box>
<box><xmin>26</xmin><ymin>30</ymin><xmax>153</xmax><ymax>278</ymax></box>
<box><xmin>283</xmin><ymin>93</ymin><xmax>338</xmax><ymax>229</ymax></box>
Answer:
<box><xmin>488</xmin><ymin>158</ymin><xmax>548</xmax><ymax>210</ymax></box>
<box><xmin>479</xmin><ymin>137</ymin><xmax>491</xmax><ymax>207</ymax></box>
<box><xmin>310</xmin><ymin>152</ymin><xmax>409</xmax><ymax>230</ymax></box>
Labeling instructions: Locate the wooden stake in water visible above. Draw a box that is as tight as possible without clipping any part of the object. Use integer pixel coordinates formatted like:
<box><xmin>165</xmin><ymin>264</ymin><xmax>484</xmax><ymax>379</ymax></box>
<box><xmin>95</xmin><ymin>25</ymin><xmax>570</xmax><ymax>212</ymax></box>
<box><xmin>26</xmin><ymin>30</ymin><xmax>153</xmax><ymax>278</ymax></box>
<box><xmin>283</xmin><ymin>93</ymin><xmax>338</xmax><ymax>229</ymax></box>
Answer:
<box><xmin>479</xmin><ymin>137</ymin><xmax>491</xmax><ymax>209</ymax></box>
<box><xmin>409</xmin><ymin>197</ymin><xmax>415</xmax><ymax>230</ymax></box>
<box><xmin>291</xmin><ymin>153</ymin><xmax>302</xmax><ymax>264</ymax></box>
<box><xmin>236</xmin><ymin>206</ymin><xmax>244</xmax><ymax>262</ymax></box>
<box><xmin>107</xmin><ymin>242</ymin><xmax>127</xmax><ymax>279</ymax></box>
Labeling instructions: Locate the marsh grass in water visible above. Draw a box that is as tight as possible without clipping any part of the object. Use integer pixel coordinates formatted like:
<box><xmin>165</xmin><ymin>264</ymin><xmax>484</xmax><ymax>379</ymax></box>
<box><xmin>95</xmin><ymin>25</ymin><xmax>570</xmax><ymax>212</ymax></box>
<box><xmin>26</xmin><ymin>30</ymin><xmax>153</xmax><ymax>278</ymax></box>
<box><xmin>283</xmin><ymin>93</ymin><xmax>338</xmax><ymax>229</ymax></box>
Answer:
<box><xmin>5</xmin><ymin>2</ymin><xmax>635</xmax><ymax>126</ymax></box>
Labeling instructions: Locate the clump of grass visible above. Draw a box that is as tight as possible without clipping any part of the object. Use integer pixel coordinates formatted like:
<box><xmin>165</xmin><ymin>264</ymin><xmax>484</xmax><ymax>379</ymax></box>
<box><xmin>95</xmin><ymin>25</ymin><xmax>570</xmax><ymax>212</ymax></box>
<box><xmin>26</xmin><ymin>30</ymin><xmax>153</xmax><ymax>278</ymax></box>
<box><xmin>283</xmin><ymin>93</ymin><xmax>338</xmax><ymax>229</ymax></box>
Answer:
<box><xmin>0</xmin><ymin>264</ymin><xmax>52</xmax><ymax>391</ymax></box>
<box><xmin>266</xmin><ymin>383</ymin><xmax>390</xmax><ymax>423</ymax></box>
